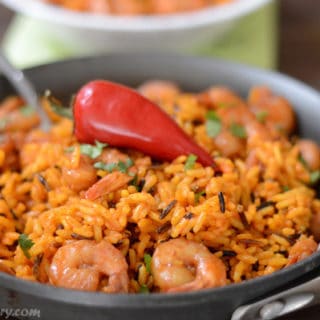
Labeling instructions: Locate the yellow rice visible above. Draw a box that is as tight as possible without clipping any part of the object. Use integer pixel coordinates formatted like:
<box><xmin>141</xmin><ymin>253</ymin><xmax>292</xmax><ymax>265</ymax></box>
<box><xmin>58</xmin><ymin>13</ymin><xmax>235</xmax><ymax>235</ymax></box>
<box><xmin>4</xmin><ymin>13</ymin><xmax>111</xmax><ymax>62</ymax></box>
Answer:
<box><xmin>0</xmin><ymin>84</ymin><xmax>318</xmax><ymax>293</ymax></box>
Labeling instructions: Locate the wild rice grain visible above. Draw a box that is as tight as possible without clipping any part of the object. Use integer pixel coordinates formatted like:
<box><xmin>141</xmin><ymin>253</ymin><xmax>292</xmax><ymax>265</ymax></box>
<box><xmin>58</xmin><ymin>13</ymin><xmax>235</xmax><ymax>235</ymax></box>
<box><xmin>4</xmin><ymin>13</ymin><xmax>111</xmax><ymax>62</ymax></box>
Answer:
<box><xmin>32</xmin><ymin>253</ymin><xmax>43</xmax><ymax>279</ymax></box>
<box><xmin>71</xmin><ymin>233</ymin><xmax>92</xmax><ymax>240</ymax></box>
<box><xmin>183</xmin><ymin>212</ymin><xmax>194</xmax><ymax>220</ymax></box>
<box><xmin>218</xmin><ymin>192</ymin><xmax>225</xmax><ymax>213</ymax></box>
<box><xmin>237</xmin><ymin>206</ymin><xmax>249</xmax><ymax>228</ymax></box>
<box><xmin>159</xmin><ymin>200</ymin><xmax>177</xmax><ymax>220</ymax></box>
<box><xmin>37</xmin><ymin>174</ymin><xmax>50</xmax><ymax>191</ymax></box>
<box><xmin>257</xmin><ymin>201</ymin><xmax>276</xmax><ymax>211</ymax></box>
<box><xmin>157</xmin><ymin>221</ymin><xmax>171</xmax><ymax>234</ymax></box>
<box><xmin>222</xmin><ymin>250</ymin><xmax>237</xmax><ymax>257</ymax></box>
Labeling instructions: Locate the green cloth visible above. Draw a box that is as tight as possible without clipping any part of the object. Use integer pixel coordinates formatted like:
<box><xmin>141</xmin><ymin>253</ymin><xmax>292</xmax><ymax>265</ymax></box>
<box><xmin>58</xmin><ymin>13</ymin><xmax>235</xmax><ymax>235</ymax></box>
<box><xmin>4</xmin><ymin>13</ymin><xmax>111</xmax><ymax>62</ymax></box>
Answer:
<box><xmin>1</xmin><ymin>1</ymin><xmax>277</xmax><ymax>69</ymax></box>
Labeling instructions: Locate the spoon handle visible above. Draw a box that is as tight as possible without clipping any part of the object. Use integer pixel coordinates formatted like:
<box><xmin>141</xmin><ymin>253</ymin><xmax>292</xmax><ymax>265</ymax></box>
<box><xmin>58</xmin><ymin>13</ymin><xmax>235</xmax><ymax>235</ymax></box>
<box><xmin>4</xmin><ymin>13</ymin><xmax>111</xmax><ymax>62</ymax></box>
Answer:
<box><xmin>0</xmin><ymin>52</ymin><xmax>50</xmax><ymax>129</ymax></box>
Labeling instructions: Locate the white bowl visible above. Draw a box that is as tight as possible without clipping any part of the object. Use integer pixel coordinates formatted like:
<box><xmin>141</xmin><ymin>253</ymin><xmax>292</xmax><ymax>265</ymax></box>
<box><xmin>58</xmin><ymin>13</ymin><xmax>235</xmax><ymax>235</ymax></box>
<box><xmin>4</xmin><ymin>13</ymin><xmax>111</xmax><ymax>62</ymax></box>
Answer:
<box><xmin>0</xmin><ymin>0</ymin><xmax>272</xmax><ymax>53</ymax></box>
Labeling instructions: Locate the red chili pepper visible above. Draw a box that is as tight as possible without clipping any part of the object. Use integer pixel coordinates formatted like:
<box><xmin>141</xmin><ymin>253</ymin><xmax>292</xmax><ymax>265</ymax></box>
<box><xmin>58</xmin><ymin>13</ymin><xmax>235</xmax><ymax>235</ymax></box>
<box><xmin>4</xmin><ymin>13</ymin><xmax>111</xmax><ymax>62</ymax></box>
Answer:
<box><xmin>73</xmin><ymin>80</ymin><xmax>215</xmax><ymax>167</ymax></box>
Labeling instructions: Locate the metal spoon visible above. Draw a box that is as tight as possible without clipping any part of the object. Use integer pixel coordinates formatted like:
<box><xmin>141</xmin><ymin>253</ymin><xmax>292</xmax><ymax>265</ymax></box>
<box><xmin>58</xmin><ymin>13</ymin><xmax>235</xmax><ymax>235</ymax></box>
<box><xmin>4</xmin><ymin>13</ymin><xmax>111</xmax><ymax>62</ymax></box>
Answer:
<box><xmin>0</xmin><ymin>51</ymin><xmax>50</xmax><ymax>130</ymax></box>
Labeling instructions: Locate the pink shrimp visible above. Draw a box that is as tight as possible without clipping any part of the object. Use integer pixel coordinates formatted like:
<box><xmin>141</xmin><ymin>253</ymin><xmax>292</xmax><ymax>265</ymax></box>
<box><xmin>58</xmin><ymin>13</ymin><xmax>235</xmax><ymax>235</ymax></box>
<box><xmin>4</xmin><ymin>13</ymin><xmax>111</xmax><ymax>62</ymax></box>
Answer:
<box><xmin>199</xmin><ymin>87</ymin><xmax>271</xmax><ymax>157</ymax></box>
<box><xmin>151</xmin><ymin>238</ymin><xmax>226</xmax><ymax>292</ymax></box>
<box><xmin>286</xmin><ymin>237</ymin><xmax>318</xmax><ymax>266</ymax></box>
<box><xmin>248</xmin><ymin>86</ymin><xmax>296</xmax><ymax>134</ymax></box>
<box><xmin>138</xmin><ymin>80</ymin><xmax>180</xmax><ymax>102</ymax></box>
<box><xmin>85</xmin><ymin>171</ymin><xmax>132</xmax><ymax>200</ymax></box>
<box><xmin>62</xmin><ymin>155</ymin><xmax>98</xmax><ymax>193</ymax></box>
<box><xmin>297</xmin><ymin>139</ymin><xmax>320</xmax><ymax>171</ymax></box>
<box><xmin>49</xmin><ymin>240</ymin><xmax>129</xmax><ymax>292</ymax></box>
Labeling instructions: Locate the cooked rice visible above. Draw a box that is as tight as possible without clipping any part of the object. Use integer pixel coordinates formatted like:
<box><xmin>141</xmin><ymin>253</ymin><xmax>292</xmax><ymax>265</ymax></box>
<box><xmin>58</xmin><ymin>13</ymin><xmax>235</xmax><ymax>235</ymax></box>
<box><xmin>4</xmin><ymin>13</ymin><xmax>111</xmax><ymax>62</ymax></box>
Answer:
<box><xmin>0</xmin><ymin>83</ymin><xmax>319</xmax><ymax>293</ymax></box>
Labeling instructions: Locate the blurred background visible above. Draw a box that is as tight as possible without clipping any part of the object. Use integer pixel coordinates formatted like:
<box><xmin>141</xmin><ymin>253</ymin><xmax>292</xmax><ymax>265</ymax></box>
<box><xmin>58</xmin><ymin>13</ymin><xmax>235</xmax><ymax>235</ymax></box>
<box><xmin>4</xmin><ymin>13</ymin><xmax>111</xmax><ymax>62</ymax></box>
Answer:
<box><xmin>0</xmin><ymin>0</ymin><xmax>319</xmax><ymax>90</ymax></box>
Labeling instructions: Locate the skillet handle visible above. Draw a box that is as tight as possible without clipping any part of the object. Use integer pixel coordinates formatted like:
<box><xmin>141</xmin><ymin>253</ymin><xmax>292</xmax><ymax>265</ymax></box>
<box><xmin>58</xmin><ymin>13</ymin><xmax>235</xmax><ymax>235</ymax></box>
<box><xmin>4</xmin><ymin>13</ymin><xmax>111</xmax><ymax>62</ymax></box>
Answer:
<box><xmin>231</xmin><ymin>276</ymin><xmax>320</xmax><ymax>320</ymax></box>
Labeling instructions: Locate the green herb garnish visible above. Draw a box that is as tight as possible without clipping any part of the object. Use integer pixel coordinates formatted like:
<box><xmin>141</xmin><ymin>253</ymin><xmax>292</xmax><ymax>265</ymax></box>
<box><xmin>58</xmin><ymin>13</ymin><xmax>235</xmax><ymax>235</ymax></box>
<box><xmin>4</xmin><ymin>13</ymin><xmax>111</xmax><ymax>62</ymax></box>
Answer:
<box><xmin>50</xmin><ymin>103</ymin><xmax>73</xmax><ymax>119</ymax></box>
<box><xmin>298</xmin><ymin>154</ymin><xmax>308</xmax><ymax>168</ymax></box>
<box><xmin>282</xmin><ymin>186</ymin><xmax>290</xmax><ymax>192</ymax></box>
<box><xmin>185</xmin><ymin>154</ymin><xmax>197</xmax><ymax>170</ymax></box>
<box><xmin>64</xmin><ymin>146</ymin><xmax>75</xmax><ymax>153</ymax></box>
<box><xmin>94</xmin><ymin>162</ymin><xmax>117</xmax><ymax>172</ymax></box>
<box><xmin>45</xmin><ymin>90</ymin><xmax>73</xmax><ymax>119</ymax></box>
<box><xmin>80</xmin><ymin>141</ymin><xmax>108</xmax><ymax>159</ymax></box>
<box><xmin>139</xmin><ymin>285</ymin><xmax>150</xmax><ymax>294</ymax></box>
<box><xmin>310</xmin><ymin>171</ymin><xmax>320</xmax><ymax>185</ymax></box>
<box><xmin>144</xmin><ymin>254</ymin><xmax>152</xmax><ymax>274</ymax></box>
<box><xmin>117</xmin><ymin>158</ymin><xmax>134</xmax><ymax>173</ymax></box>
<box><xmin>129</xmin><ymin>174</ymin><xmax>139</xmax><ymax>189</ymax></box>
<box><xmin>256</xmin><ymin>110</ymin><xmax>268</xmax><ymax>123</ymax></box>
<box><xmin>18</xmin><ymin>234</ymin><xmax>34</xmax><ymax>259</ymax></box>
<box><xmin>195</xmin><ymin>190</ymin><xmax>206</xmax><ymax>204</ymax></box>
<box><xmin>205</xmin><ymin>111</ymin><xmax>222</xmax><ymax>138</ymax></box>
<box><xmin>20</xmin><ymin>105</ymin><xmax>35</xmax><ymax>116</ymax></box>
<box><xmin>230</xmin><ymin>123</ymin><xmax>247</xmax><ymax>138</ymax></box>
<box><xmin>94</xmin><ymin>158</ymin><xmax>134</xmax><ymax>173</ymax></box>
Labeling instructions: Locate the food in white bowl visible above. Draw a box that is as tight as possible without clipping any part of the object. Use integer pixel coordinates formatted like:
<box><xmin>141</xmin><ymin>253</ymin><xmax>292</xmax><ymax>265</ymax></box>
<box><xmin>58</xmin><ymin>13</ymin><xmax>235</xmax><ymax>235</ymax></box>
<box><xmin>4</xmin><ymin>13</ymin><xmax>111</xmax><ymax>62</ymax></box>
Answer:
<box><xmin>42</xmin><ymin>0</ymin><xmax>233</xmax><ymax>15</ymax></box>
<box><xmin>0</xmin><ymin>0</ymin><xmax>272</xmax><ymax>53</ymax></box>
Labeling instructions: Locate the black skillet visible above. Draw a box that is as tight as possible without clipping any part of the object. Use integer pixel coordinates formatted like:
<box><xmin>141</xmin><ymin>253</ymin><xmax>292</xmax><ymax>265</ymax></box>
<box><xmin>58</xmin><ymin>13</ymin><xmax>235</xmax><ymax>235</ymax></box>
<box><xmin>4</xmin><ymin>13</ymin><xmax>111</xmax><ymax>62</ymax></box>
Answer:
<box><xmin>0</xmin><ymin>54</ymin><xmax>320</xmax><ymax>320</ymax></box>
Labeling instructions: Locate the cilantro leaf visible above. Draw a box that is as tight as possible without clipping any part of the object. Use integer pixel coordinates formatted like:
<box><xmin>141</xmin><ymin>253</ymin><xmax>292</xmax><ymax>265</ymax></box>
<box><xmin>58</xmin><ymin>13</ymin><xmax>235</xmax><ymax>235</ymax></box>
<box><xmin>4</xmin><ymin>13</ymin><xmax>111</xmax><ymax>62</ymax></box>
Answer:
<box><xmin>139</xmin><ymin>285</ymin><xmax>149</xmax><ymax>294</ymax></box>
<box><xmin>230</xmin><ymin>123</ymin><xmax>247</xmax><ymax>138</ymax></box>
<box><xmin>205</xmin><ymin>111</ymin><xmax>222</xmax><ymax>138</ymax></box>
<box><xmin>50</xmin><ymin>103</ymin><xmax>73</xmax><ymax>119</ymax></box>
<box><xmin>144</xmin><ymin>254</ymin><xmax>152</xmax><ymax>274</ymax></box>
<box><xmin>129</xmin><ymin>174</ymin><xmax>139</xmax><ymax>189</ymax></box>
<box><xmin>256</xmin><ymin>110</ymin><xmax>268</xmax><ymax>123</ymax></box>
<box><xmin>20</xmin><ymin>105</ymin><xmax>35</xmax><ymax>116</ymax></box>
<box><xmin>18</xmin><ymin>234</ymin><xmax>34</xmax><ymax>259</ymax></box>
<box><xmin>64</xmin><ymin>146</ymin><xmax>75</xmax><ymax>153</ymax></box>
<box><xmin>195</xmin><ymin>190</ymin><xmax>206</xmax><ymax>204</ymax></box>
<box><xmin>185</xmin><ymin>154</ymin><xmax>197</xmax><ymax>170</ymax></box>
<box><xmin>310</xmin><ymin>170</ymin><xmax>320</xmax><ymax>185</ymax></box>
<box><xmin>45</xmin><ymin>90</ymin><xmax>73</xmax><ymax>119</ymax></box>
<box><xmin>80</xmin><ymin>141</ymin><xmax>108</xmax><ymax>159</ymax></box>
<box><xmin>94</xmin><ymin>158</ymin><xmax>134</xmax><ymax>173</ymax></box>
<box><xmin>298</xmin><ymin>154</ymin><xmax>308</xmax><ymax>168</ymax></box>
<box><xmin>94</xmin><ymin>162</ymin><xmax>117</xmax><ymax>172</ymax></box>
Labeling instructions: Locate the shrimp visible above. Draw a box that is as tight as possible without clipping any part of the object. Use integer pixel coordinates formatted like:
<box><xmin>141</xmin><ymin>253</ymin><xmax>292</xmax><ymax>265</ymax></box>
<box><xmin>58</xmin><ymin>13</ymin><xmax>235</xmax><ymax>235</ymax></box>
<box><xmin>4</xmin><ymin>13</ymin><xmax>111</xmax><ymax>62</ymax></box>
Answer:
<box><xmin>198</xmin><ymin>86</ymin><xmax>247</xmax><ymax>110</ymax></box>
<box><xmin>286</xmin><ymin>237</ymin><xmax>318</xmax><ymax>266</ymax></box>
<box><xmin>138</xmin><ymin>80</ymin><xmax>180</xmax><ymax>102</ymax></box>
<box><xmin>0</xmin><ymin>97</ymin><xmax>40</xmax><ymax>132</ymax></box>
<box><xmin>97</xmin><ymin>148</ymin><xmax>128</xmax><ymax>164</ymax></box>
<box><xmin>214</xmin><ymin>128</ymin><xmax>245</xmax><ymax>158</ymax></box>
<box><xmin>297</xmin><ymin>139</ymin><xmax>320</xmax><ymax>171</ymax></box>
<box><xmin>49</xmin><ymin>240</ymin><xmax>129</xmax><ymax>292</ymax></box>
<box><xmin>0</xmin><ymin>96</ymin><xmax>24</xmax><ymax>118</ymax></box>
<box><xmin>85</xmin><ymin>171</ymin><xmax>132</xmax><ymax>200</ymax></box>
<box><xmin>199</xmin><ymin>87</ymin><xmax>271</xmax><ymax>157</ymax></box>
<box><xmin>248</xmin><ymin>86</ymin><xmax>296</xmax><ymax>134</ymax></box>
<box><xmin>62</xmin><ymin>155</ymin><xmax>97</xmax><ymax>193</ymax></box>
<box><xmin>151</xmin><ymin>238</ymin><xmax>227</xmax><ymax>292</ymax></box>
